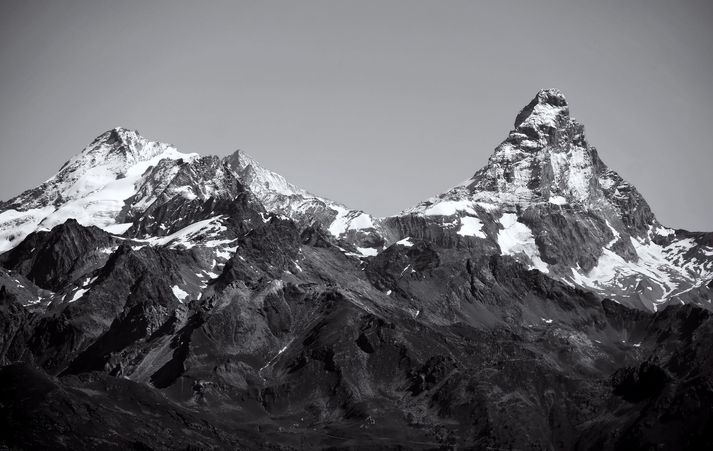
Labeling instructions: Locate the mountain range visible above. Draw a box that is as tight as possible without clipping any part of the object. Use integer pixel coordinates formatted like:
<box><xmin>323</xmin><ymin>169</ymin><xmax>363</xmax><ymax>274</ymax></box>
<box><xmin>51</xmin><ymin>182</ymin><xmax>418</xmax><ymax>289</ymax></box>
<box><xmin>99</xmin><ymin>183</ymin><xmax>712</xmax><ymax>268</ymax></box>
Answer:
<box><xmin>0</xmin><ymin>89</ymin><xmax>712</xmax><ymax>450</ymax></box>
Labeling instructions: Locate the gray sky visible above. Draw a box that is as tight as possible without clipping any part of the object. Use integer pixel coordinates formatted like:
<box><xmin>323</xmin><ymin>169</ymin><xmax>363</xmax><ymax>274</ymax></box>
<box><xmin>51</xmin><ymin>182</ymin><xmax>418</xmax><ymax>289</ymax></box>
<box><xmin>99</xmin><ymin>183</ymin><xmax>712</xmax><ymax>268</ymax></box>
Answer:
<box><xmin>1</xmin><ymin>0</ymin><xmax>712</xmax><ymax>230</ymax></box>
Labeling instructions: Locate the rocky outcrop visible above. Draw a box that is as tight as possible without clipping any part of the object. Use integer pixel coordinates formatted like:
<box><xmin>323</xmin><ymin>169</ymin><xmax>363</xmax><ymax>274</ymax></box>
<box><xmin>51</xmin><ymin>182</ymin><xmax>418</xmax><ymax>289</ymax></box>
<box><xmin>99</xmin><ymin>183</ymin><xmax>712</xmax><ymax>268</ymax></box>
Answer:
<box><xmin>0</xmin><ymin>219</ymin><xmax>121</xmax><ymax>291</ymax></box>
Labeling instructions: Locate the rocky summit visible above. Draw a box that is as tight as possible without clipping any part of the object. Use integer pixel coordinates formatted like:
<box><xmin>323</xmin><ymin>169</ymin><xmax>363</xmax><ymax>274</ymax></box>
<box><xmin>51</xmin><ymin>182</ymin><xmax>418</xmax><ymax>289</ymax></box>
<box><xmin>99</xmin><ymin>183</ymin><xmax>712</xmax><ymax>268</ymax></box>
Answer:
<box><xmin>0</xmin><ymin>90</ymin><xmax>712</xmax><ymax>450</ymax></box>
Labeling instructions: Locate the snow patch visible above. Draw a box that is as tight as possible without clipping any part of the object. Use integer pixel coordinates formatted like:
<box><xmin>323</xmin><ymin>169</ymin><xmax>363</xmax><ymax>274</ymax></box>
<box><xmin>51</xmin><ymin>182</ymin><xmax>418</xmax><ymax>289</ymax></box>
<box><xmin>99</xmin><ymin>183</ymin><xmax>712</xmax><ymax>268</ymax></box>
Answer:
<box><xmin>259</xmin><ymin>338</ymin><xmax>294</xmax><ymax>376</ymax></box>
<box><xmin>328</xmin><ymin>207</ymin><xmax>375</xmax><ymax>237</ymax></box>
<box><xmin>145</xmin><ymin>216</ymin><xmax>227</xmax><ymax>249</ymax></box>
<box><xmin>172</xmin><ymin>285</ymin><xmax>189</xmax><ymax>302</ymax></box>
<box><xmin>423</xmin><ymin>200</ymin><xmax>476</xmax><ymax>216</ymax></box>
<box><xmin>548</xmin><ymin>195</ymin><xmax>567</xmax><ymax>206</ymax></box>
<box><xmin>215</xmin><ymin>246</ymin><xmax>238</xmax><ymax>260</ymax></box>
<box><xmin>68</xmin><ymin>288</ymin><xmax>87</xmax><ymax>303</ymax></box>
<box><xmin>396</xmin><ymin>237</ymin><xmax>414</xmax><ymax>247</ymax></box>
<box><xmin>349</xmin><ymin>212</ymin><xmax>374</xmax><ymax>230</ymax></box>
<box><xmin>605</xmin><ymin>220</ymin><xmax>620</xmax><ymax>248</ymax></box>
<box><xmin>328</xmin><ymin>205</ymin><xmax>350</xmax><ymax>236</ymax></box>
<box><xmin>356</xmin><ymin>247</ymin><xmax>378</xmax><ymax>257</ymax></box>
<box><xmin>103</xmin><ymin>222</ymin><xmax>133</xmax><ymax>235</ymax></box>
<box><xmin>457</xmin><ymin>216</ymin><xmax>486</xmax><ymax>238</ymax></box>
<box><xmin>497</xmin><ymin>213</ymin><xmax>549</xmax><ymax>273</ymax></box>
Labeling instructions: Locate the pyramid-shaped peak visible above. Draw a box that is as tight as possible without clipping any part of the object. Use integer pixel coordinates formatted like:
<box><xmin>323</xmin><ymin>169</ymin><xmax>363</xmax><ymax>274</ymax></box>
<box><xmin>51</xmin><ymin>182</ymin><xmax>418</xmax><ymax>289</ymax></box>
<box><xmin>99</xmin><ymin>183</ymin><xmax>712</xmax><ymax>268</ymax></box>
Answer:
<box><xmin>223</xmin><ymin>149</ymin><xmax>310</xmax><ymax>199</ymax></box>
<box><xmin>80</xmin><ymin>127</ymin><xmax>146</xmax><ymax>158</ymax></box>
<box><xmin>224</xmin><ymin>149</ymin><xmax>260</xmax><ymax>172</ymax></box>
<box><xmin>89</xmin><ymin>127</ymin><xmax>143</xmax><ymax>147</ymax></box>
<box><xmin>514</xmin><ymin>88</ymin><xmax>570</xmax><ymax>130</ymax></box>
<box><xmin>107</xmin><ymin>126</ymin><xmax>142</xmax><ymax>142</ymax></box>
<box><xmin>76</xmin><ymin>127</ymin><xmax>182</xmax><ymax>165</ymax></box>
<box><xmin>535</xmin><ymin>88</ymin><xmax>568</xmax><ymax>107</ymax></box>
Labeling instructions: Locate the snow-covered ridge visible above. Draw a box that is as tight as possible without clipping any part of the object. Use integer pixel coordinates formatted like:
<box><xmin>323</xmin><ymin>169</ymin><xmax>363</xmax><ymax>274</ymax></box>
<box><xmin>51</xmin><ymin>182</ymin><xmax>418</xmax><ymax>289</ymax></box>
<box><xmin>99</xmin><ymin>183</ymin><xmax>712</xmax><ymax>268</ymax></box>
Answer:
<box><xmin>226</xmin><ymin>150</ymin><xmax>312</xmax><ymax>201</ymax></box>
<box><xmin>0</xmin><ymin>128</ymin><xmax>198</xmax><ymax>252</ymax></box>
<box><xmin>0</xmin><ymin>90</ymin><xmax>710</xmax><ymax>312</ymax></box>
<box><xmin>0</xmin><ymin>128</ymin><xmax>382</xmax><ymax>254</ymax></box>
<box><xmin>224</xmin><ymin>150</ymin><xmax>382</xmax><ymax>241</ymax></box>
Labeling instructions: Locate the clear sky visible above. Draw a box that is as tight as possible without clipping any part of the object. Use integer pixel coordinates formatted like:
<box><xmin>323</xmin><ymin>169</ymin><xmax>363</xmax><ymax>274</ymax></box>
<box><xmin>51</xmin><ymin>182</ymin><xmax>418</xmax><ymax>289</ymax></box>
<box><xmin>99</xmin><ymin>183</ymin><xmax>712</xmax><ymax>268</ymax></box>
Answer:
<box><xmin>1</xmin><ymin>0</ymin><xmax>712</xmax><ymax>230</ymax></box>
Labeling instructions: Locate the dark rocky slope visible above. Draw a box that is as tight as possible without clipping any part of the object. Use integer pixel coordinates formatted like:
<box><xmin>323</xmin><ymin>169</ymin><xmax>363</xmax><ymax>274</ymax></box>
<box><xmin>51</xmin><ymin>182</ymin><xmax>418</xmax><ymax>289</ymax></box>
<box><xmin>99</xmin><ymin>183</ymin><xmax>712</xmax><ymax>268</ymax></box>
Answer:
<box><xmin>1</xmin><ymin>215</ymin><xmax>712</xmax><ymax>449</ymax></box>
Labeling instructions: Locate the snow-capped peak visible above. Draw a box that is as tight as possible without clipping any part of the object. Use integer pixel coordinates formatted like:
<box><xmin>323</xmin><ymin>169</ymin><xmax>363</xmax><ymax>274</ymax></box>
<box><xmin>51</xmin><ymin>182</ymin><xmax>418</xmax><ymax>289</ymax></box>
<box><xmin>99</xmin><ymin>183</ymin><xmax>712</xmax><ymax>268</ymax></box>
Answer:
<box><xmin>0</xmin><ymin>129</ymin><xmax>198</xmax><ymax>251</ymax></box>
<box><xmin>66</xmin><ymin>127</ymin><xmax>188</xmax><ymax>175</ymax></box>
<box><xmin>397</xmin><ymin>89</ymin><xmax>713</xmax><ymax>311</ymax></box>
<box><xmin>407</xmin><ymin>88</ymin><xmax>653</xmax><ymax>225</ymax></box>
<box><xmin>0</xmin><ymin>131</ymin><xmax>384</xmax><ymax>254</ymax></box>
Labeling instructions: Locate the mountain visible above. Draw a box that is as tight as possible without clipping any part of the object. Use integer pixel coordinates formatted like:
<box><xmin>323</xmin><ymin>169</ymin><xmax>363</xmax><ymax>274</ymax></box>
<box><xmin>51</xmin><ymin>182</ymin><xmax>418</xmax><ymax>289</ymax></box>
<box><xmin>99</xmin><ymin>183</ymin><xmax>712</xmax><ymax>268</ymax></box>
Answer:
<box><xmin>0</xmin><ymin>128</ymin><xmax>383</xmax><ymax>256</ymax></box>
<box><xmin>399</xmin><ymin>89</ymin><xmax>713</xmax><ymax>312</ymax></box>
<box><xmin>0</xmin><ymin>90</ymin><xmax>712</xmax><ymax>450</ymax></box>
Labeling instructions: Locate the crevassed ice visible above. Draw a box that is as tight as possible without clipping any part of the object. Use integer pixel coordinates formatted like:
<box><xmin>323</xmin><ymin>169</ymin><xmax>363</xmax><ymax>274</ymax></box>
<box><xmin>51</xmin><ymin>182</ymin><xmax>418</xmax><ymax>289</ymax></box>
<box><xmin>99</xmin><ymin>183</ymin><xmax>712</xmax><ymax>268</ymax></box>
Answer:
<box><xmin>0</xmin><ymin>206</ymin><xmax>55</xmax><ymax>253</ymax></box>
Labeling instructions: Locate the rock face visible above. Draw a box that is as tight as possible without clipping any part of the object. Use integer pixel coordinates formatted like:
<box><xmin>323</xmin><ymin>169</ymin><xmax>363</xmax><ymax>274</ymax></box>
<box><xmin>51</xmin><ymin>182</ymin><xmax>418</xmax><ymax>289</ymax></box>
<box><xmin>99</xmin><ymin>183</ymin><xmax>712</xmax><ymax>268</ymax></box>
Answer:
<box><xmin>223</xmin><ymin>149</ymin><xmax>385</xmax><ymax>251</ymax></box>
<box><xmin>0</xmin><ymin>90</ymin><xmax>712</xmax><ymax>449</ymax></box>
<box><xmin>403</xmin><ymin>88</ymin><xmax>713</xmax><ymax>311</ymax></box>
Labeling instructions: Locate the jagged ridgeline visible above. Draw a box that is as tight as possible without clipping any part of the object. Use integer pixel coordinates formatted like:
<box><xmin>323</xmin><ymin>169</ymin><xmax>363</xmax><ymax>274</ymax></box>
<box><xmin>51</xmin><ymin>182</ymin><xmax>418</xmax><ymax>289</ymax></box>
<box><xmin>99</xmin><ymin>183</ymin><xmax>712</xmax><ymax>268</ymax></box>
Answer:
<box><xmin>0</xmin><ymin>90</ymin><xmax>712</xmax><ymax>449</ymax></box>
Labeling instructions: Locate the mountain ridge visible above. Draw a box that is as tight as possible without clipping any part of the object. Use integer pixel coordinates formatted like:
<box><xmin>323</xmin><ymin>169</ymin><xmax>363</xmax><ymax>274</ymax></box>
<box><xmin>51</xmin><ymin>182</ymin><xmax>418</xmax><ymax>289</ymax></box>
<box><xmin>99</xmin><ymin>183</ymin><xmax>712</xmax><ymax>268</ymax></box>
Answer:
<box><xmin>0</xmin><ymin>89</ymin><xmax>712</xmax><ymax>449</ymax></box>
<box><xmin>0</xmin><ymin>89</ymin><xmax>711</xmax><ymax>312</ymax></box>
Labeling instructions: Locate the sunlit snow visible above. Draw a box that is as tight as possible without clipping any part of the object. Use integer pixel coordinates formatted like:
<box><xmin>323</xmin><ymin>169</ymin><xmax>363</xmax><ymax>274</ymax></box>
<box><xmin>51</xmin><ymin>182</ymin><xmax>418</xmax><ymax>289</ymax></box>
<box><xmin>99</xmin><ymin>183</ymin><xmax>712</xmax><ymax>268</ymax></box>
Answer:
<box><xmin>172</xmin><ymin>285</ymin><xmax>189</xmax><ymax>302</ymax></box>
<box><xmin>356</xmin><ymin>247</ymin><xmax>378</xmax><ymax>257</ymax></box>
<box><xmin>423</xmin><ymin>200</ymin><xmax>477</xmax><ymax>216</ymax></box>
<box><xmin>396</xmin><ymin>237</ymin><xmax>414</xmax><ymax>247</ymax></box>
<box><xmin>497</xmin><ymin>213</ymin><xmax>549</xmax><ymax>273</ymax></box>
<box><xmin>68</xmin><ymin>288</ymin><xmax>88</xmax><ymax>303</ymax></box>
<box><xmin>548</xmin><ymin>195</ymin><xmax>567</xmax><ymax>206</ymax></box>
<box><xmin>457</xmin><ymin>216</ymin><xmax>486</xmax><ymax>238</ymax></box>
